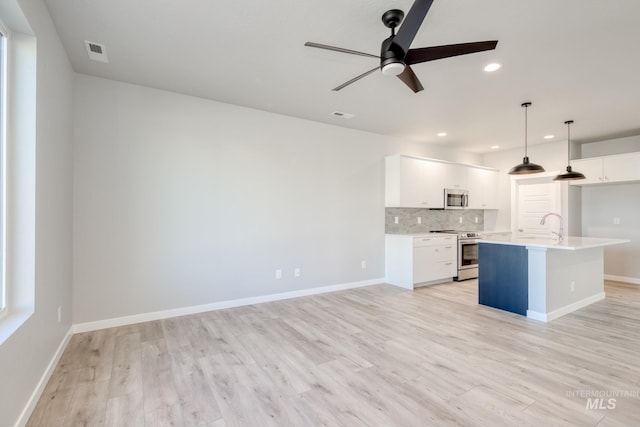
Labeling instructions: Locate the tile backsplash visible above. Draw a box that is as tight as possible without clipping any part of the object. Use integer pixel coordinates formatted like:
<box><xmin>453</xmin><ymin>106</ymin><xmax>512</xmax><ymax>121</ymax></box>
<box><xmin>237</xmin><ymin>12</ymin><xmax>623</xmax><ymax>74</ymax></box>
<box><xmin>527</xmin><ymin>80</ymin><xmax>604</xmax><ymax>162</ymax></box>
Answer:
<box><xmin>385</xmin><ymin>208</ymin><xmax>484</xmax><ymax>234</ymax></box>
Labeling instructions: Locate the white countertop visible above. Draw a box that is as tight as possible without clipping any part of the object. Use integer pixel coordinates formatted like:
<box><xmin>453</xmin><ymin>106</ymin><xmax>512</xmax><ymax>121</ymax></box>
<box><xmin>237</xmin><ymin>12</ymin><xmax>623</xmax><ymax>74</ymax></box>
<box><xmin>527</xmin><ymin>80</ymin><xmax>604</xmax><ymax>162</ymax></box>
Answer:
<box><xmin>386</xmin><ymin>232</ymin><xmax>458</xmax><ymax>238</ymax></box>
<box><xmin>479</xmin><ymin>235</ymin><xmax>630</xmax><ymax>250</ymax></box>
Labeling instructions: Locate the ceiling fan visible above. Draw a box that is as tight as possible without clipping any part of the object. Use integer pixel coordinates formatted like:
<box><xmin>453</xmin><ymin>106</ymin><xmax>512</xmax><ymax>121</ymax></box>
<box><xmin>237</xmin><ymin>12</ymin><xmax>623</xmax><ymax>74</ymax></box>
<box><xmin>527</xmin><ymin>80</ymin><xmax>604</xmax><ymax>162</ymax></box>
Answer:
<box><xmin>305</xmin><ymin>0</ymin><xmax>498</xmax><ymax>93</ymax></box>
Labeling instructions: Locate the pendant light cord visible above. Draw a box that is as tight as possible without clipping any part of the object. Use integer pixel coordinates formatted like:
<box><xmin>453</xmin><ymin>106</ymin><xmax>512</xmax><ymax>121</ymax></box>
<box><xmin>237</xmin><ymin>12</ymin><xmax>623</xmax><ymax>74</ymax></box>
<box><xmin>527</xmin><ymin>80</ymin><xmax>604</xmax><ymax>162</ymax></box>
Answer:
<box><xmin>521</xmin><ymin>102</ymin><xmax>531</xmax><ymax>158</ymax></box>
<box><xmin>524</xmin><ymin>105</ymin><xmax>528</xmax><ymax>157</ymax></box>
<box><xmin>565</xmin><ymin>120</ymin><xmax>574</xmax><ymax>164</ymax></box>
<box><xmin>567</xmin><ymin>121</ymin><xmax>571</xmax><ymax>161</ymax></box>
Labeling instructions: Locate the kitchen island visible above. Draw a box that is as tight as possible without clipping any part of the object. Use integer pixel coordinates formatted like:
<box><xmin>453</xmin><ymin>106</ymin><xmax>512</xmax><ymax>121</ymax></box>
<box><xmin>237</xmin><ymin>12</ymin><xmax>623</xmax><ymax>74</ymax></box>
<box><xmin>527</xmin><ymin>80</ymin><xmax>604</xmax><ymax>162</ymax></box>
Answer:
<box><xmin>478</xmin><ymin>235</ymin><xmax>629</xmax><ymax>322</ymax></box>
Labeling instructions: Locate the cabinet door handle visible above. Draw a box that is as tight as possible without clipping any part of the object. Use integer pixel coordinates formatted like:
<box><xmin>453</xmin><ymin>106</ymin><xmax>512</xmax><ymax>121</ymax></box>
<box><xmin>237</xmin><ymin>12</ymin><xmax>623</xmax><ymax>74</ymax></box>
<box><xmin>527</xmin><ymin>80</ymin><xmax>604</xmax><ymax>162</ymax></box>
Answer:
<box><xmin>445</xmin><ymin>246</ymin><xmax>453</xmax><ymax>249</ymax></box>
<box><xmin>421</xmin><ymin>238</ymin><xmax>431</xmax><ymax>241</ymax></box>
<box><xmin>445</xmin><ymin>262</ymin><xmax>453</xmax><ymax>265</ymax></box>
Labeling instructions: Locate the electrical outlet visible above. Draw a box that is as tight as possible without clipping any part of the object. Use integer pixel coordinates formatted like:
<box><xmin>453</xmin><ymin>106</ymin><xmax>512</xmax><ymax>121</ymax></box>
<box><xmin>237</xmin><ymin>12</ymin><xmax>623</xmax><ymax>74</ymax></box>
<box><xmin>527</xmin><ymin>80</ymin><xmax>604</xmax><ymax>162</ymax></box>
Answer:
<box><xmin>570</xmin><ymin>281</ymin><xmax>575</xmax><ymax>292</ymax></box>
<box><xmin>361</xmin><ymin>260</ymin><xmax>367</xmax><ymax>269</ymax></box>
<box><xmin>57</xmin><ymin>306</ymin><xmax>62</xmax><ymax>323</ymax></box>
<box><xmin>417</xmin><ymin>217</ymin><xmax>422</xmax><ymax>224</ymax></box>
<box><xmin>275</xmin><ymin>269</ymin><xmax>282</xmax><ymax>279</ymax></box>
<box><xmin>475</xmin><ymin>217</ymin><xmax>479</xmax><ymax>224</ymax></box>
<box><xmin>294</xmin><ymin>268</ymin><xmax>301</xmax><ymax>278</ymax></box>
<box><xmin>459</xmin><ymin>217</ymin><xmax>463</xmax><ymax>224</ymax></box>
<box><xmin>394</xmin><ymin>216</ymin><xmax>399</xmax><ymax>224</ymax></box>
<box><xmin>613</xmin><ymin>217</ymin><xmax>621</xmax><ymax>225</ymax></box>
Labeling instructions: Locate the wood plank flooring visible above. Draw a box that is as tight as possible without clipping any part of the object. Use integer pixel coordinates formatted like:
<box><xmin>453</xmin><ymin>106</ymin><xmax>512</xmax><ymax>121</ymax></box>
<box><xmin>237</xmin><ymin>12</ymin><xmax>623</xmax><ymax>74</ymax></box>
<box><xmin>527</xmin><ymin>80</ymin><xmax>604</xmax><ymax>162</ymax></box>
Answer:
<box><xmin>27</xmin><ymin>280</ymin><xmax>640</xmax><ymax>426</ymax></box>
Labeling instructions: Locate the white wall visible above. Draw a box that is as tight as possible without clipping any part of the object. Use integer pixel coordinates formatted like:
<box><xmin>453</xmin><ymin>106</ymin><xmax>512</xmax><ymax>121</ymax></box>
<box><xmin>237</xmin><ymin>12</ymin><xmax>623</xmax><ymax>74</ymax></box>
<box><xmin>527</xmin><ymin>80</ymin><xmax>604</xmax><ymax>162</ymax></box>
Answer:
<box><xmin>0</xmin><ymin>0</ymin><xmax>74</xmax><ymax>425</ymax></box>
<box><xmin>579</xmin><ymin>136</ymin><xmax>640</xmax><ymax>281</ymax></box>
<box><xmin>581</xmin><ymin>183</ymin><xmax>640</xmax><ymax>280</ymax></box>
<box><xmin>580</xmin><ymin>134</ymin><xmax>640</xmax><ymax>157</ymax></box>
<box><xmin>72</xmin><ymin>74</ymin><xmax>480</xmax><ymax>324</ymax></box>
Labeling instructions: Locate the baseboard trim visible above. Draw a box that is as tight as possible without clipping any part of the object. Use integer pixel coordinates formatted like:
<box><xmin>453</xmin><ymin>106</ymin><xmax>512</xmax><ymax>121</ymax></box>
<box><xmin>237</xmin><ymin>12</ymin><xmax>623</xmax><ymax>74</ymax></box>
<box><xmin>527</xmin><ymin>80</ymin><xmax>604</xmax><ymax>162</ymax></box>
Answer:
<box><xmin>527</xmin><ymin>292</ymin><xmax>606</xmax><ymax>323</ymax></box>
<box><xmin>15</xmin><ymin>327</ymin><xmax>74</xmax><ymax>427</ymax></box>
<box><xmin>73</xmin><ymin>278</ymin><xmax>384</xmax><ymax>334</ymax></box>
<box><xmin>604</xmin><ymin>274</ymin><xmax>640</xmax><ymax>285</ymax></box>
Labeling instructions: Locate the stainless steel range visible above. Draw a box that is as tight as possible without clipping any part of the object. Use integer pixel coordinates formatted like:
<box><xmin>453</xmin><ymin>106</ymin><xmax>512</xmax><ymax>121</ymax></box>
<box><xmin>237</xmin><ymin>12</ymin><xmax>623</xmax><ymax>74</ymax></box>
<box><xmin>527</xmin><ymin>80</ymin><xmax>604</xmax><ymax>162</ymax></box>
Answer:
<box><xmin>433</xmin><ymin>230</ymin><xmax>480</xmax><ymax>281</ymax></box>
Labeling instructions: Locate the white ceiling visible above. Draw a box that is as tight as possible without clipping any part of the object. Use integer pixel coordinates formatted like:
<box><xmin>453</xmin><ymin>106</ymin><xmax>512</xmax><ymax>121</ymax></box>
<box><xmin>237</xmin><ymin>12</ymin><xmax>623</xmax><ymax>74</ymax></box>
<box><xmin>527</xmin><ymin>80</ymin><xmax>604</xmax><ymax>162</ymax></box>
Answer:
<box><xmin>43</xmin><ymin>0</ymin><xmax>640</xmax><ymax>153</ymax></box>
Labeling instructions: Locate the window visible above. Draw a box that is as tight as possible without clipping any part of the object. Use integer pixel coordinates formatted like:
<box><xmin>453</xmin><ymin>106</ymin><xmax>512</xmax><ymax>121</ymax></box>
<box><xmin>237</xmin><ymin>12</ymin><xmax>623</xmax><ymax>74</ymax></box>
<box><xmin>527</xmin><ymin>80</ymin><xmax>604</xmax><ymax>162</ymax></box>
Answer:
<box><xmin>0</xmin><ymin>23</ymin><xmax>6</xmax><ymax>314</ymax></box>
<box><xmin>0</xmin><ymin>10</ymin><xmax>37</xmax><ymax>343</ymax></box>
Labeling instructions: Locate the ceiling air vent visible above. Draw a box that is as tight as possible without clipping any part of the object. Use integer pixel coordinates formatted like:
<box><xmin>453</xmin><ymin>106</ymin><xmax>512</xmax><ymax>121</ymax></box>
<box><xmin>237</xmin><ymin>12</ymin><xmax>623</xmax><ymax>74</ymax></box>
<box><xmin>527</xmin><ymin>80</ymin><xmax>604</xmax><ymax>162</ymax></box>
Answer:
<box><xmin>84</xmin><ymin>40</ymin><xmax>108</xmax><ymax>63</ymax></box>
<box><xmin>331</xmin><ymin>111</ymin><xmax>355</xmax><ymax>119</ymax></box>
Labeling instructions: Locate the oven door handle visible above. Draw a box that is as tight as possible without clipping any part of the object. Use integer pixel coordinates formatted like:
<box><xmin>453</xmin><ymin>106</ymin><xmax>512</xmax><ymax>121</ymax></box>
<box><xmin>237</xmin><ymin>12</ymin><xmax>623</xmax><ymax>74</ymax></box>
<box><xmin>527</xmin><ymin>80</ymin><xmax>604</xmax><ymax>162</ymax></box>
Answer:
<box><xmin>460</xmin><ymin>239</ymin><xmax>480</xmax><ymax>245</ymax></box>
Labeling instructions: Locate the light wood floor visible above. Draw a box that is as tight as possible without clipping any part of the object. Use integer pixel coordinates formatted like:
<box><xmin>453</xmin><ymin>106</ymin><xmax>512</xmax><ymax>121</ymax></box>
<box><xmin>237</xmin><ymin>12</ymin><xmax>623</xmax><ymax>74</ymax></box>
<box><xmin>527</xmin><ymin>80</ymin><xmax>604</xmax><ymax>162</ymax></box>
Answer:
<box><xmin>27</xmin><ymin>280</ymin><xmax>640</xmax><ymax>426</ymax></box>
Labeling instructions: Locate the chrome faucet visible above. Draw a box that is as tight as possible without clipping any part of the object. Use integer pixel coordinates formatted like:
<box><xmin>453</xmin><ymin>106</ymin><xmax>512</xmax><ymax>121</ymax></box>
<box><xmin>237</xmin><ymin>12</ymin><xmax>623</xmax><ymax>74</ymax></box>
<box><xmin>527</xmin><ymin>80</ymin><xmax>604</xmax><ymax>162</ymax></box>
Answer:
<box><xmin>540</xmin><ymin>213</ymin><xmax>564</xmax><ymax>241</ymax></box>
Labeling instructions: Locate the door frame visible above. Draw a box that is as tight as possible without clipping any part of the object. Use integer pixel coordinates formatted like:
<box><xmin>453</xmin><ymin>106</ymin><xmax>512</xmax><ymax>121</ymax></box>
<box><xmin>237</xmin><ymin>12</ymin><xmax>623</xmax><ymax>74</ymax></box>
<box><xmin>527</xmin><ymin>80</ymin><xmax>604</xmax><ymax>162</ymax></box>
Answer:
<box><xmin>510</xmin><ymin>172</ymin><xmax>569</xmax><ymax>236</ymax></box>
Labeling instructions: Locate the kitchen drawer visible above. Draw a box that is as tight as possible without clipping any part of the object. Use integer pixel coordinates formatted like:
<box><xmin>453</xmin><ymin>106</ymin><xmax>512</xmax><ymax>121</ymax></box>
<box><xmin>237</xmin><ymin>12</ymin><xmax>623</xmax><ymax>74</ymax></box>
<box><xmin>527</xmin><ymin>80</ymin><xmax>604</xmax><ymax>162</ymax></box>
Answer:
<box><xmin>432</xmin><ymin>260</ymin><xmax>457</xmax><ymax>280</ymax></box>
<box><xmin>414</xmin><ymin>253</ymin><xmax>456</xmax><ymax>284</ymax></box>
<box><xmin>413</xmin><ymin>245</ymin><xmax>456</xmax><ymax>283</ymax></box>
<box><xmin>413</xmin><ymin>235</ymin><xmax>456</xmax><ymax>247</ymax></box>
<box><xmin>432</xmin><ymin>244</ymin><xmax>456</xmax><ymax>263</ymax></box>
<box><xmin>414</xmin><ymin>244</ymin><xmax>456</xmax><ymax>263</ymax></box>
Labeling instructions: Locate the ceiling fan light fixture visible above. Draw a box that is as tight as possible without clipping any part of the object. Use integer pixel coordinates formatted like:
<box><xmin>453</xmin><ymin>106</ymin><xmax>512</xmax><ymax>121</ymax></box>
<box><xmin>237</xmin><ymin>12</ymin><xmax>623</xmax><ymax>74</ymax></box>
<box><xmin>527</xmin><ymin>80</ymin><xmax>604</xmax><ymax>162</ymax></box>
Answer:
<box><xmin>484</xmin><ymin>62</ymin><xmax>501</xmax><ymax>72</ymax></box>
<box><xmin>509</xmin><ymin>102</ymin><xmax>545</xmax><ymax>175</ymax></box>
<box><xmin>554</xmin><ymin>120</ymin><xmax>586</xmax><ymax>181</ymax></box>
<box><xmin>305</xmin><ymin>1</ymin><xmax>498</xmax><ymax>92</ymax></box>
<box><xmin>381</xmin><ymin>61</ymin><xmax>406</xmax><ymax>76</ymax></box>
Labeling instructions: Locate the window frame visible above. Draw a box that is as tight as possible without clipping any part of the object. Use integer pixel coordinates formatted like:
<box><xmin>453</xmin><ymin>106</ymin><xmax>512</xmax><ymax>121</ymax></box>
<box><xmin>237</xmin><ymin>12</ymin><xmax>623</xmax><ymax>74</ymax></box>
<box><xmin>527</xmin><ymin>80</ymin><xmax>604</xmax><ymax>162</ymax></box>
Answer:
<box><xmin>0</xmin><ymin>20</ymin><xmax>7</xmax><ymax>316</ymax></box>
<box><xmin>0</xmin><ymin>8</ymin><xmax>37</xmax><ymax>344</ymax></box>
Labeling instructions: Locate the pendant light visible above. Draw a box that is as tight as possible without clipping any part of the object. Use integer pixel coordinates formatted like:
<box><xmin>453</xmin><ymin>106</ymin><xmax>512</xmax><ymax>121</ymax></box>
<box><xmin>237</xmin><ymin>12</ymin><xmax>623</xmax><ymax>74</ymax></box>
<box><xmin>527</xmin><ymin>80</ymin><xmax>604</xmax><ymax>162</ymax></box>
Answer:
<box><xmin>508</xmin><ymin>102</ymin><xmax>546</xmax><ymax>174</ymax></box>
<box><xmin>554</xmin><ymin>120</ymin><xmax>586</xmax><ymax>181</ymax></box>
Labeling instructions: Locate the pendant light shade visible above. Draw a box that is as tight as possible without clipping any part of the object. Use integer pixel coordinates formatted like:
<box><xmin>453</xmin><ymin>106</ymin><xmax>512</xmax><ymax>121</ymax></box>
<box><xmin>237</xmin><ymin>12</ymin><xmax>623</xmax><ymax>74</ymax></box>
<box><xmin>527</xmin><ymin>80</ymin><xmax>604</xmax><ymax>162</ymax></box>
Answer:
<box><xmin>554</xmin><ymin>120</ymin><xmax>586</xmax><ymax>181</ymax></box>
<box><xmin>508</xmin><ymin>102</ymin><xmax>546</xmax><ymax>175</ymax></box>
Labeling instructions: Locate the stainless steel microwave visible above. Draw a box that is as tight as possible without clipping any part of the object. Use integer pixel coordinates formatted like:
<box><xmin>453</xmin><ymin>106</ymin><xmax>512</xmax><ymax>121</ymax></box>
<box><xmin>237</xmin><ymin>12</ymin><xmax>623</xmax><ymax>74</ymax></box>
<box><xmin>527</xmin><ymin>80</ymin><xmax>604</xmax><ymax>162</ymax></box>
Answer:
<box><xmin>444</xmin><ymin>188</ymin><xmax>468</xmax><ymax>209</ymax></box>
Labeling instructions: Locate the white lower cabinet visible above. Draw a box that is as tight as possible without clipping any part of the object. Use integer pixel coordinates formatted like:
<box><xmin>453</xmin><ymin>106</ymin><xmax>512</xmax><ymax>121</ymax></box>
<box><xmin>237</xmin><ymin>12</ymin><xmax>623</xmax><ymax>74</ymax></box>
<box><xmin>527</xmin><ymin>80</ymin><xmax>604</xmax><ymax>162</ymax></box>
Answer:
<box><xmin>385</xmin><ymin>234</ymin><xmax>457</xmax><ymax>289</ymax></box>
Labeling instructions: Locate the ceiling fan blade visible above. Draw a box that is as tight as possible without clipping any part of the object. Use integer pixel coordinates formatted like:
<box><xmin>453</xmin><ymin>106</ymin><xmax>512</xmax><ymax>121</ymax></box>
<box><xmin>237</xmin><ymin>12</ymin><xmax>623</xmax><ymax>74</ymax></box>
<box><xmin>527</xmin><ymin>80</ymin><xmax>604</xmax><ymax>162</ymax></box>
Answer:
<box><xmin>397</xmin><ymin>66</ymin><xmax>424</xmax><ymax>93</ymax></box>
<box><xmin>392</xmin><ymin>0</ymin><xmax>435</xmax><ymax>56</ymax></box>
<box><xmin>332</xmin><ymin>66</ymin><xmax>379</xmax><ymax>91</ymax></box>
<box><xmin>405</xmin><ymin>40</ymin><xmax>498</xmax><ymax>65</ymax></box>
<box><xmin>304</xmin><ymin>42</ymin><xmax>379</xmax><ymax>59</ymax></box>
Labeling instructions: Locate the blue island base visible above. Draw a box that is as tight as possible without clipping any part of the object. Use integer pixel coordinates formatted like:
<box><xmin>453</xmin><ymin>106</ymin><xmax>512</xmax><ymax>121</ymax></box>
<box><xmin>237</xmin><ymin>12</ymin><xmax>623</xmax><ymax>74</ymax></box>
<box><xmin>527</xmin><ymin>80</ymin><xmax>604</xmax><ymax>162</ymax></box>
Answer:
<box><xmin>478</xmin><ymin>242</ymin><xmax>528</xmax><ymax>316</ymax></box>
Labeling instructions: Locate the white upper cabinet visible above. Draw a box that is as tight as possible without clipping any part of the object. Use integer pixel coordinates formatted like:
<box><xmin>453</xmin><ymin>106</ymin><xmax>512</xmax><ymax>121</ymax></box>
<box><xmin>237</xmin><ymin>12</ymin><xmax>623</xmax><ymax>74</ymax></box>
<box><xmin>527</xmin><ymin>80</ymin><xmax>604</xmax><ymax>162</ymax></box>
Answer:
<box><xmin>467</xmin><ymin>167</ymin><xmax>499</xmax><ymax>209</ymax></box>
<box><xmin>570</xmin><ymin>158</ymin><xmax>603</xmax><ymax>184</ymax></box>
<box><xmin>570</xmin><ymin>152</ymin><xmax>640</xmax><ymax>185</ymax></box>
<box><xmin>440</xmin><ymin>163</ymin><xmax>468</xmax><ymax>190</ymax></box>
<box><xmin>385</xmin><ymin>154</ymin><xmax>499</xmax><ymax>209</ymax></box>
<box><xmin>386</xmin><ymin>155</ymin><xmax>445</xmax><ymax>208</ymax></box>
<box><xmin>605</xmin><ymin>153</ymin><xmax>640</xmax><ymax>182</ymax></box>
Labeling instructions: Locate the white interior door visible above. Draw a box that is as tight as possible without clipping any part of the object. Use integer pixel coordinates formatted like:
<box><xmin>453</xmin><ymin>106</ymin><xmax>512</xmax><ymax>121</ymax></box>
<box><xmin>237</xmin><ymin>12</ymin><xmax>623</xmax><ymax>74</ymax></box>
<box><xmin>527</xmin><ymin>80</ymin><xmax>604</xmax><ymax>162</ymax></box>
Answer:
<box><xmin>514</xmin><ymin>179</ymin><xmax>561</xmax><ymax>236</ymax></box>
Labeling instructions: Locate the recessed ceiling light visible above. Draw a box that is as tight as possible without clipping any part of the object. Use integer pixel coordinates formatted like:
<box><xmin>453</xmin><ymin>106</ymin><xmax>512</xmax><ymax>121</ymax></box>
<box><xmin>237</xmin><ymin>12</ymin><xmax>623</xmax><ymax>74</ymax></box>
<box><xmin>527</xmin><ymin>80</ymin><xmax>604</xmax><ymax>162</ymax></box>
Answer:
<box><xmin>484</xmin><ymin>63</ymin><xmax>501</xmax><ymax>72</ymax></box>
<box><xmin>544</xmin><ymin>134</ymin><xmax>555</xmax><ymax>139</ymax></box>
<box><xmin>437</xmin><ymin>132</ymin><xmax>447</xmax><ymax>137</ymax></box>
<box><xmin>490</xmin><ymin>145</ymin><xmax>500</xmax><ymax>149</ymax></box>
